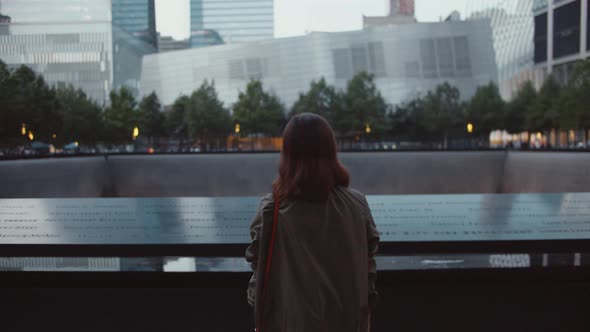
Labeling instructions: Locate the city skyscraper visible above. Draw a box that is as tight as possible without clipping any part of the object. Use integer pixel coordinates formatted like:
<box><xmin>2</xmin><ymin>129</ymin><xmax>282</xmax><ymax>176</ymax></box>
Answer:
<box><xmin>0</xmin><ymin>0</ymin><xmax>111</xmax><ymax>23</ymax></box>
<box><xmin>190</xmin><ymin>0</ymin><xmax>273</xmax><ymax>47</ymax></box>
<box><xmin>0</xmin><ymin>0</ymin><xmax>155</xmax><ymax>104</ymax></box>
<box><xmin>111</xmin><ymin>0</ymin><xmax>157</xmax><ymax>48</ymax></box>
<box><xmin>467</xmin><ymin>0</ymin><xmax>535</xmax><ymax>99</ymax></box>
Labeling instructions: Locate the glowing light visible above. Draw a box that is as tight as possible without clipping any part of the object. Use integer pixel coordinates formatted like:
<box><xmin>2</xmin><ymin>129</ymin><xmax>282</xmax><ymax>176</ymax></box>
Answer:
<box><xmin>28</xmin><ymin>131</ymin><xmax>34</xmax><ymax>141</ymax></box>
<box><xmin>52</xmin><ymin>133</ymin><xmax>57</xmax><ymax>139</ymax></box>
<box><xmin>132</xmin><ymin>127</ymin><xmax>139</xmax><ymax>140</ymax></box>
<box><xmin>74</xmin><ymin>141</ymin><xmax>79</xmax><ymax>147</ymax></box>
<box><xmin>21</xmin><ymin>124</ymin><xmax>27</xmax><ymax>136</ymax></box>
<box><xmin>467</xmin><ymin>123</ymin><xmax>474</xmax><ymax>134</ymax></box>
<box><xmin>365</xmin><ymin>124</ymin><xmax>372</xmax><ymax>134</ymax></box>
<box><xmin>148</xmin><ymin>147</ymin><xmax>155</xmax><ymax>154</ymax></box>
<box><xmin>234</xmin><ymin>123</ymin><xmax>241</xmax><ymax>134</ymax></box>
<box><xmin>536</xmin><ymin>132</ymin><xmax>542</xmax><ymax>140</ymax></box>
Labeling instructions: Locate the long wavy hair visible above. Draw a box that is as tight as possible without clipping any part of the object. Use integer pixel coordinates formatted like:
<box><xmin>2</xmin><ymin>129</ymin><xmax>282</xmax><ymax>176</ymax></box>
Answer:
<box><xmin>272</xmin><ymin>113</ymin><xmax>350</xmax><ymax>202</ymax></box>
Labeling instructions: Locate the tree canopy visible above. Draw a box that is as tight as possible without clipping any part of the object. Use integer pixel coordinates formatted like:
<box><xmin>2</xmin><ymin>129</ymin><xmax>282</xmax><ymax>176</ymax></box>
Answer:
<box><xmin>232</xmin><ymin>80</ymin><xmax>286</xmax><ymax>137</ymax></box>
<box><xmin>465</xmin><ymin>82</ymin><xmax>505</xmax><ymax>139</ymax></box>
<box><xmin>185</xmin><ymin>80</ymin><xmax>232</xmax><ymax>150</ymax></box>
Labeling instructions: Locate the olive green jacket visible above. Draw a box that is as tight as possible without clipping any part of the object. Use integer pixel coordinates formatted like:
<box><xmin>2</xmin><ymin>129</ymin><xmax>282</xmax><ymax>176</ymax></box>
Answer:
<box><xmin>245</xmin><ymin>187</ymin><xmax>380</xmax><ymax>332</ymax></box>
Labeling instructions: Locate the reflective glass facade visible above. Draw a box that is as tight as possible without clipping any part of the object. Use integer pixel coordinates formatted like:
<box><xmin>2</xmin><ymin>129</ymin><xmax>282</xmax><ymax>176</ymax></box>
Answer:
<box><xmin>0</xmin><ymin>21</ymin><xmax>113</xmax><ymax>103</ymax></box>
<box><xmin>141</xmin><ymin>21</ymin><xmax>496</xmax><ymax>108</ymax></box>
<box><xmin>468</xmin><ymin>0</ymin><xmax>535</xmax><ymax>99</ymax></box>
<box><xmin>112</xmin><ymin>0</ymin><xmax>157</xmax><ymax>48</ymax></box>
<box><xmin>533</xmin><ymin>0</ymin><xmax>589</xmax><ymax>87</ymax></box>
<box><xmin>0</xmin><ymin>0</ymin><xmax>111</xmax><ymax>23</ymax></box>
<box><xmin>190</xmin><ymin>0</ymin><xmax>273</xmax><ymax>46</ymax></box>
<box><xmin>0</xmin><ymin>0</ymin><xmax>154</xmax><ymax>104</ymax></box>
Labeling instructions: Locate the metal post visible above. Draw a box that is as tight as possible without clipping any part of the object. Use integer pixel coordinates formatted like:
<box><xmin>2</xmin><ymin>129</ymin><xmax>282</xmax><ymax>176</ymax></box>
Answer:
<box><xmin>582</xmin><ymin>0</ymin><xmax>588</xmax><ymax>54</ymax></box>
<box><xmin>547</xmin><ymin>0</ymin><xmax>554</xmax><ymax>74</ymax></box>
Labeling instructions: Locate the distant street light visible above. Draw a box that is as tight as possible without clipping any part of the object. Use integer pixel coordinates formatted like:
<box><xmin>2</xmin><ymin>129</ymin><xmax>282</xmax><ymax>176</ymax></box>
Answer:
<box><xmin>28</xmin><ymin>131</ymin><xmax>34</xmax><ymax>141</ymax></box>
<box><xmin>235</xmin><ymin>123</ymin><xmax>241</xmax><ymax>134</ymax></box>
<box><xmin>467</xmin><ymin>123</ymin><xmax>474</xmax><ymax>134</ymax></box>
<box><xmin>365</xmin><ymin>124</ymin><xmax>372</xmax><ymax>134</ymax></box>
<box><xmin>21</xmin><ymin>124</ymin><xmax>27</xmax><ymax>136</ymax></box>
<box><xmin>52</xmin><ymin>133</ymin><xmax>57</xmax><ymax>139</ymax></box>
<box><xmin>132</xmin><ymin>126</ymin><xmax>139</xmax><ymax>141</ymax></box>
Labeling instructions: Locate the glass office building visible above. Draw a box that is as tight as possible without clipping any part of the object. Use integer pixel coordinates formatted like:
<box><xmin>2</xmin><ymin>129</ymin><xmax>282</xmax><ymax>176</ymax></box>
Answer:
<box><xmin>0</xmin><ymin>0</ymin><xmax>154</xmax><ymax>104</ymax></box>
<box><xmin>141</xmin><ymin>20</ymin><xmax>497</xmax><ymax>108</ymax></box>
<box><xmin>467</xmin><ymin>0</ymin><xmax>535</xmax><ymax>99</ymax></box>
<box><xmin>190</xmin><ymin>0</ymin><xmax>273</xmax><ymax>47</ymax></box>
<box><xmin>0</xmin><ymin>0</ymin><xmax>112</xmax><ymax>23</ymax></box>
<box><xmin>112</xmin><ymin>0</ymin><xmax>157</xmax><ymax>48</ymax></box>
<box><xmin>534</xmin><ymin>0</ymin><xmax>590</xmax><ymax>86</ymax></box>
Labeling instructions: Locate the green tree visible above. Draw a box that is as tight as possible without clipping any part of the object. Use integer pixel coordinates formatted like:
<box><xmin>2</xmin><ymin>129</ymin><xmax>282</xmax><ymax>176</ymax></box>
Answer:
<box><xmin>232</xmin><ymin>80</ymin><xmax>286</xmax><ymax>137</ymax></box>
<box><xmin>506</xmin><ymin>81</ymin><xmax>536</xmax><ymax>134</ymax></box>
<box><xmin>186</xmin><ymin>80</ymin><xmax>232</xmax><ymax>150</ymax></box>
<box><xmin>422</xmin><ymin>82</ymin><xmax>464</xmax><ymax>146</ymax></box>
<box><xmin>138</xmin><ymin>92</ymin><xmax>165</xmax><ymax>146</ymax></box>
<box><xmin>388</xmin><ymin>96</ymin><xmax>426</xmax><ymax>141</ymax></box>
<box><xmin>55</xmin><ymin>85</ymin><xmax>104</xmax><ymax>147</ymax></box>
<box><xmin>290</xmin><ymin>78</ymin><xmax>342</xmax><ymax>125</ymax></box>
<box><xmin>465</xmin><ymin>82</ymin><xmax>505</xmax><ymax>139</ymax></box>
<box><xmin>527</xmin><ymin>75</ymin><xmax>561</xmax><ymax>132</ymax></box>
<box><xmin>166</xmin><ymin>95</ymin><xmax>190</xmax><ymax>143</ymax></box>
<box><xmin>0</xmin><ymin>60</ymin><xmax>16</xmax><ymax>147</ymax></box>
<box><xmin>337</xmin><ymin>72</ymin><xmax>389</xmax><ymax>136</ymax></box>
<box><xmin>559</xmin><ymin>59</ymin><xmax>590</xmax><ymax>143</ymax></box>
<box><xmin>103</xmin><ymin>87</ymin><xmax>138</xmax><ymax>144</ymax></box>
<box><xmin>7</xmin><ymin>65</ymin><xmax>61</xmax><ymax>144</ymax></box>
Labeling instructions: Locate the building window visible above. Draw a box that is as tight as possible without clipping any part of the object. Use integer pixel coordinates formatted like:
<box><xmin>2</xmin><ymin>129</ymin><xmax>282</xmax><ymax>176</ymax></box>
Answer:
<box><xmin>333</xmin><ymin>48</ymin><xmax>352</xmax><ymax>80</ymax></box>
<box><xmin>420</xmin><ymin>38</ymin><xmax>438</xmax><ymax>78</ymax></box>
<box><xmin>436</xmin><ymin>38</ymin><xmax>454</xmax><ymax>78</ymax></box>
<box><xmin>453</xmin><ymin>36</ymin><xmax>472</xmax><ymax>77</ymax></box>
<box><xmin>351</xmin><ymin>46</ymin><xmax>369</xmax><ymax>75</ymax></box>
<box><xmin>553</xmin><ymin>0</ymin><xmax>581</xmax><ymax>59</ymax></box>
<box><xmin>534</xmin><ymin>13</ymin><xmax>548</xmax><ymax>63</ymax></box>
<box><xmin>368</xmin><ymin>42</ymin><xmax>387</xmax><ymax>77</ymax></box>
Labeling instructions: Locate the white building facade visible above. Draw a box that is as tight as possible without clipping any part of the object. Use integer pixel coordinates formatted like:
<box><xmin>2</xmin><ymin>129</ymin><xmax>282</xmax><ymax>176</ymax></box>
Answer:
<box><xmin>0</xmin><ymin>0</ymin><xmax>155</xmax><ymax>104</ymax></box>
<box><xmin>141</xmin><ymin>21</ymin><xmax>497</xmax><ymax>109</ymax></box>
<box><xmin>467</xmin><ymin>0</ymin><xmax>536</xmax><ymax>99</ymax></box>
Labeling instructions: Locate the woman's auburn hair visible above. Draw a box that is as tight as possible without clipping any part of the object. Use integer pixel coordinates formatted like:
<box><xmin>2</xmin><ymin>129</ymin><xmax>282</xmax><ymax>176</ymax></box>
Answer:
<box><xmin>272</xmin><ymin>113</ymin><xmax>350</xmax><ymax>202</ymax></box>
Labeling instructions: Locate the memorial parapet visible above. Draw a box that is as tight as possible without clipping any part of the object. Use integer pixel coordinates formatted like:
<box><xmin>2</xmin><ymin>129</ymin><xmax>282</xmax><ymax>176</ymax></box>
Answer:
<box><xmin>1</xmin><ymin>193</ymin><xmax>590</xmax><ymax>257</ymax></box>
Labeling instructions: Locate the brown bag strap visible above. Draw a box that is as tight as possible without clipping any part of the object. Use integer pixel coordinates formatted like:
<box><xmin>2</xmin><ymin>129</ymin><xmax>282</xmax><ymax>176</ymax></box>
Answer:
<box><xmin>256</xmin><ymin>198</ymin><xmax>280</xmax><ymax>332</ymax></box>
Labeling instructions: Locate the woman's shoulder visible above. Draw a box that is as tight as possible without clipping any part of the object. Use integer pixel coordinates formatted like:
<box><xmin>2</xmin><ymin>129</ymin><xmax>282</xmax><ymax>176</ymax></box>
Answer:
<box><xmin>257</xmin><ymin>193</ymin><xmax>275</xmax><ymax>212</ymax></box>
<box><xmin>333</xmin><ymin>186</ymin><xmax>369</xmax><ymax>206</ymax></box>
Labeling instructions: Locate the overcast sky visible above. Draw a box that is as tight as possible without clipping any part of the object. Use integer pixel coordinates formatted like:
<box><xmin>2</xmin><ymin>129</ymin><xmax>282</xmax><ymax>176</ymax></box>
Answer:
<box><xmin>155</xmin><ymin>0</ymin><xmax>470</xmax><ymax>40</ymax></box>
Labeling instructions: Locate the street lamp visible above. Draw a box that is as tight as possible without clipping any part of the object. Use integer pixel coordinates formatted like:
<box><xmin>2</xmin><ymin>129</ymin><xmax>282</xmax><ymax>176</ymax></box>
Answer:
<box><xmin>467</xmin><ymin>123</ymin><xmax>474</xmax><ymax>134</ymax></box>
<box><xmin>365</xmin><ymin>124</ymin><xmax>372</xmax><ymax>134</ymax></box>
<box><xmin>132</xmin><ymin>126</ymin><xmax>139</xmax><ymax>141</ymax></box>
<box><xmin>28</xmin><ymin>131</ymin><xmax>34</xmax><ymax>141</ymax></box>
<box><xmin>235</xmin><ymin>123</ymin><xmax>241</xmax><ymax>134</ymax></box>
<box><xmin>21</xmin><ymin>123</ymin><xmax>27</xmax><ymax>136</ymax></box>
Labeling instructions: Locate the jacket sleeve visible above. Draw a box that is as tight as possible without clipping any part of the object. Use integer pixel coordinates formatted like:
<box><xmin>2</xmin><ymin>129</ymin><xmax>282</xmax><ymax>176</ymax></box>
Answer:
<box><xmin>245</xmin><ymin>203</ymin><xmax>263</xmax><ymax>307</ymax></box>
<box><xmin>364</xmin><ymin>196</ymin><xmax>380</xmax><ymax>310</ymax></box>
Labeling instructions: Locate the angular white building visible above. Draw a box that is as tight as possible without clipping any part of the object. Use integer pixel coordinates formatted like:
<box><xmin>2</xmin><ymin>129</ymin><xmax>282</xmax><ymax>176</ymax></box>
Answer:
<box><xmin>140</xmin><ymin>20</ymin><xmax>497</xmax><ymax>108</ymax></box>
<box><xmin>467</xmin><ymin>0</ymin><xmax>536</xmax><ymax>99</ymax></box>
